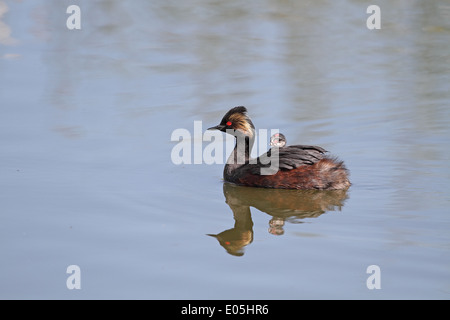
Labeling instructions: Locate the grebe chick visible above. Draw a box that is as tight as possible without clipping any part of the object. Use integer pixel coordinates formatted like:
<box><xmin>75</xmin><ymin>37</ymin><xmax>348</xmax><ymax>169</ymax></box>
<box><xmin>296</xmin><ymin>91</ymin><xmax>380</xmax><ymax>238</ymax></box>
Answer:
<box><xmin>270</xmin><ymin>133</ymin><xmax>286</xmax><ymax>148</ymax></box>
<box><xmin>208</xmin><ymin>106</ymin><xmax>350</xmax><ymax>190</ymax></box>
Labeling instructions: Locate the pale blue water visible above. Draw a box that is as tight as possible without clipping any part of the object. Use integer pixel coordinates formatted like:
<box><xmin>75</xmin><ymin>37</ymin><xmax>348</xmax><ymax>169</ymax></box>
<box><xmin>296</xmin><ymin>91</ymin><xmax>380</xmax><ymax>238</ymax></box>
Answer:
<box><xmin>1</xmin><ymin>0</ymin><xmax>449</xmax><ymax>299</ymax></box>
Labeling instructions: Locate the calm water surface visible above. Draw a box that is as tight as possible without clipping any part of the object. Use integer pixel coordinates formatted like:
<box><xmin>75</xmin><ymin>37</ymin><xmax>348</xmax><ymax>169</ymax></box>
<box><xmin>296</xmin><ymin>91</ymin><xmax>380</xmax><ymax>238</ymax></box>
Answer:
<box><xmin>1</xmin><ymin>0</ymin><xmax>449</xmax><ymax>299</ymax></box>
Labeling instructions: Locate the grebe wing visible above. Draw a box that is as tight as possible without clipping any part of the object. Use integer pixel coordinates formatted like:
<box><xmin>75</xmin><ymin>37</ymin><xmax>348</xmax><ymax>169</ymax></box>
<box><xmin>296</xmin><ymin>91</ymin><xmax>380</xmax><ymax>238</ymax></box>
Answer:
<box><xmin>251</xmin><ymin>145</ymin><xmax>328</xmax><ymax>173</ymax></box>
<box><xmin>288</xmin><ymin>144</ymin><xmax>327</xmax><ymax>154</ymax></box>
<box><xmin>277</xmin><ymin>145</ymin><xmax>327</xmax><ymax>168</ymax></box>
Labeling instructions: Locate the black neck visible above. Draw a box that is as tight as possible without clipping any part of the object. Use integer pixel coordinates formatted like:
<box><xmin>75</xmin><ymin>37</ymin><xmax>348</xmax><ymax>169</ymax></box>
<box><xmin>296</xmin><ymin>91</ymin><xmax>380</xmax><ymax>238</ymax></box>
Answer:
<box><xmin>224</xmin><ymin>132</ymin><xmax>255</xmax><ymax>180</ymax></box>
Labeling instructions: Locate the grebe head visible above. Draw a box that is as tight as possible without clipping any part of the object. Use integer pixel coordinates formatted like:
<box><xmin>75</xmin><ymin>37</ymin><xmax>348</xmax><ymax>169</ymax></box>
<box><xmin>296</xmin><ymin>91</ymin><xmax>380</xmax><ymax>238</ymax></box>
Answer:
<box><xmin>207</xmin><ymin>106</ymin><xmax>255</xmax><ymax>138</ymax></box>
<box><xmin>270</xmin><ymin>133</ymin><xmax>286</xmax><ymax>147</ymax></box>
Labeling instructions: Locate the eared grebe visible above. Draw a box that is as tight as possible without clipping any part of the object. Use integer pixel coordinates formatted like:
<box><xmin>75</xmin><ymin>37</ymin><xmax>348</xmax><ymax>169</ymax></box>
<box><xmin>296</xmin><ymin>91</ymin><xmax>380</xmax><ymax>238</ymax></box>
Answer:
<box><xmin>208</xmin><ymin>106</ymin><xmax>350</xmax><ymax>190</ymax></box>
<box><xmin>270</xmin><ymin>133</ymin><xmax>286</xmax><ymax>148</ymax></box>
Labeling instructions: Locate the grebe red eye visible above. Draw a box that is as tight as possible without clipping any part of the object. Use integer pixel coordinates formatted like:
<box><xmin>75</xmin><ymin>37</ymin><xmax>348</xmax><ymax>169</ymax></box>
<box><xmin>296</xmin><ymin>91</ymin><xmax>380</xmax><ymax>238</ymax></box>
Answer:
<box><xmin>226</xmin><ymin>121</ymin><xmax>232</xmax><ymax>126</ymax></box>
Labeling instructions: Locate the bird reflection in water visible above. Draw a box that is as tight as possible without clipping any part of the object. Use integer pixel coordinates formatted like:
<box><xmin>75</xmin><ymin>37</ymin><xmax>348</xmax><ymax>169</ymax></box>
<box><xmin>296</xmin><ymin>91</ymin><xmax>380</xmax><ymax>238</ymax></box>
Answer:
<box><xmin>208</xmin><ymin>183</ymin><xmax>349</xmax><ymax>256</ymax></box>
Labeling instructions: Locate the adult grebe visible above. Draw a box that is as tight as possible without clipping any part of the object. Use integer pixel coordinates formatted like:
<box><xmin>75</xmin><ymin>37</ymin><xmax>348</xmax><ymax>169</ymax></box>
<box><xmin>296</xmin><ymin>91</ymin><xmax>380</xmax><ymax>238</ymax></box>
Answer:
<box><xmin>208</xmin><ymin>106</ymin><xmax>350</xmax><ymax>190</ymax></box>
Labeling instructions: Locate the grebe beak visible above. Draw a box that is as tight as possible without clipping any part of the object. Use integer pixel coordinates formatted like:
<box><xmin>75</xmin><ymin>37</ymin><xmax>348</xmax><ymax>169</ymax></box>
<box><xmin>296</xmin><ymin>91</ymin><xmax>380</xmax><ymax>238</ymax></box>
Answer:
<box><xmin>206</xmin><ymin>234</ymin><xmax>218</xmax><ymax>238</ymax></box>
<box><xmin>207</xmin><ymin>124</ymin><xmax>225</xmax><ymax>131</ymax></box>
